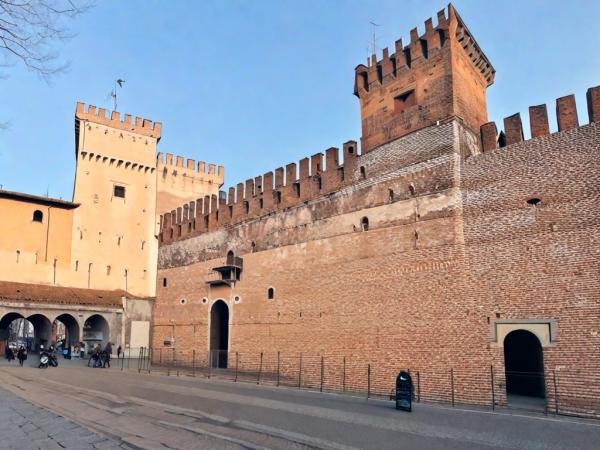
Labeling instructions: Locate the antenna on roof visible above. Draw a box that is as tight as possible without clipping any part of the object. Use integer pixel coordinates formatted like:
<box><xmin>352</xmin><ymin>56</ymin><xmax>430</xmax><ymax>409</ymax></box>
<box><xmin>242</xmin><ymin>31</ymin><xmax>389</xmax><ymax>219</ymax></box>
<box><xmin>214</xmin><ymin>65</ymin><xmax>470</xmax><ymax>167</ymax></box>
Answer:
<box><xmin>370</xmin><ymin>21</ymin><xmax>380</xmax><ymax>58</ymax></box>
<box><xmin>110</xmin><ymin>79</ymin><xmax>125</xmax><ymax>111</ymax></box>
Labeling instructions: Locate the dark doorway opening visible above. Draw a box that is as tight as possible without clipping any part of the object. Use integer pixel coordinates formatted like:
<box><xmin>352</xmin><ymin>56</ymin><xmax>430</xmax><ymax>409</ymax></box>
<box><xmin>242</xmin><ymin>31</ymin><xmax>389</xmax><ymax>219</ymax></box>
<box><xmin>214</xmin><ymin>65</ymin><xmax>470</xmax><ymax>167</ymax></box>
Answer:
<box><xmin>210</xmin><ymin>300</ymin><xmax>229</xmax><ymax>368</ymax></box>
<box><xmin>504</xmin><ymin>330</ymin><xmax>545</xmax><ymax>398</ymax></box>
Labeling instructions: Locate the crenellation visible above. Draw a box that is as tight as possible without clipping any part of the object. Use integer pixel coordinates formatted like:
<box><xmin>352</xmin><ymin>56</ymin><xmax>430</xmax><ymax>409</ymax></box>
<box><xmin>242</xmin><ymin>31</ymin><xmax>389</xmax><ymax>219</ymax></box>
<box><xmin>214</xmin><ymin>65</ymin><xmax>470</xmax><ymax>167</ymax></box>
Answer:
<box><xmin>528</xmin><ymin>104</ymin><xmax>550</xmax><ymax>138</ymax></box>
<box><xmin>479</xmin><ymin>88</ymin><xmax>596</xmax><ymax>153</ymax></box>
<box><xmin>556</xmin><ymin>94</ymin><xmax>579</xmax><ymax>131</ymax></box>
<box><xmin>503</xmin><ymin>113</ymin><xmax>524</xmax><ymax>146</ymax></box>
<box><xmin>587</xmin><ymin>85</ymin><xmax>600</xmax><ymax>122</ymax></box>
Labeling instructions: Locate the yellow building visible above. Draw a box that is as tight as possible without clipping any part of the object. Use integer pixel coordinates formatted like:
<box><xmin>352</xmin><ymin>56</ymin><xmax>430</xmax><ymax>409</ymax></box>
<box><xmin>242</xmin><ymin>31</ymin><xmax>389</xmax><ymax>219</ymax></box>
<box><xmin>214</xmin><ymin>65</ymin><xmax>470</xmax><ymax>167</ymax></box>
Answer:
<box><xmin>0</xmin><ymin>102</ymin><xmax>223</xmax><ymax>353</ymax></box>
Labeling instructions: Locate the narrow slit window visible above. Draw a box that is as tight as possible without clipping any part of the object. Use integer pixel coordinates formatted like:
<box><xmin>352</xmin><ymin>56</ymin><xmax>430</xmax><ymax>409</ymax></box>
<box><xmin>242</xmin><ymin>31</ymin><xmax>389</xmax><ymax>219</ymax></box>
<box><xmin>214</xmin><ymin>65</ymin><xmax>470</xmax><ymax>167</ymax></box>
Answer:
<box><xmin>33</xmin><ymin>210</ymin><xmax>43</xmax><ymax>222</ymax></box>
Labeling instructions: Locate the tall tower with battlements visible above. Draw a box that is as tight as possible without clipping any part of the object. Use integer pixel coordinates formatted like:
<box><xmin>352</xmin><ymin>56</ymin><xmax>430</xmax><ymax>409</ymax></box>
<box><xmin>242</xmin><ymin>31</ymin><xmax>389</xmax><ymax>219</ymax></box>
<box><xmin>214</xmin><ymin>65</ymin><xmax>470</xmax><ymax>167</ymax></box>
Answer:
<box><xmin>354</xmin><ymin>4</ymin><xmax>495</xmax><ymax>152</ymax></box>
<box><xmin>71</xmin><ymin>103</ymin><xmax>223</xmax><ymax>297</ymax></box>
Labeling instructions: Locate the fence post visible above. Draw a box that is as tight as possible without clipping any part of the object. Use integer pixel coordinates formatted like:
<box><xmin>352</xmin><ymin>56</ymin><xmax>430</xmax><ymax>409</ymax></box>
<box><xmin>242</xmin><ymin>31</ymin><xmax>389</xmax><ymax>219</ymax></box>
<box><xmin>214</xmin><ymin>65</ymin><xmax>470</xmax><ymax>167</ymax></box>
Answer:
<box><xmin>298</xmin><ymin>353</ymin><xmax>303</xmax><ymax>389</ymax></box>
<box><xmin>276</xmin><ymin>352</ymin><xmax>280</xmax><ymax>387</ymax></box>
<box><xmin>257</xmin><ymin>352</ymin><xmax>263</xmax><ymax>384</ymax></box>
<box><xmin>208</xmin><ymin>350</ymin><xmax>212</xmax><ymax>379</ymax></box>
<box><xmin>417</xmin><ymin>371</ymin><xmax>421</xmax><ymax>402</ymax></box>
<box><xmin>367</xmin><ymin>364</ymin><xmax>371</xmax><ymax>399</ymax></box>
<box><xmin>490</xmin><ymin>365</ymin><xmax>495</xmax><ymax>410</ymax></box>
<box><xmin>450</xmin><ymin>368</ymin><xmax>455</xmax><ymax>407</ymax></box>
<box><xmin>147</xmin><ymin>347</ymin><xmax>152</xmax><ymax>373</ymax></box>
<box><xmin>553</xmin><ymin>370</ymin><xmax>559</xmax><ymax>415</ymax></box>
<box><xmin>159</xmin><ymin>348</ymin><xmax>162</xmax><ymax>365</ymax></box>
<box><xmin>343</xmin><ymin>357</ymin><xmax>346</xmax><ymax>392</ymax></box>
<box><xmin>192</xmin><ymin>350</ymin><xmax>196</xmax><ymax>377</ymax></box>
<box><xmin>234</xmin><ymin>352</ymin><xmax>239</xmax><ymax>382</ymax></box>
<box><xmin>320</xmin><ymin>356</ymin><xmax>324</xmax><ymax>392</ymax></box>
<box><xmin>138</xmin><ymin>347</ymin><xmax>144</xmax><ymax>373</ymax></box>
<box><xmin>120</xmin><ymin>349</ymin><xmax>124</xmax><ymax>371</ymax></box>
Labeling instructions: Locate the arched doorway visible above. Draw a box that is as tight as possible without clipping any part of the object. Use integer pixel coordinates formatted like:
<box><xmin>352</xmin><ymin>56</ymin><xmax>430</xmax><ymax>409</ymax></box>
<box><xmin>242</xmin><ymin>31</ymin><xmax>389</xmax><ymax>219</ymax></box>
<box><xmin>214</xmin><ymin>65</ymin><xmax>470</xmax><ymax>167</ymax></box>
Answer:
<box><xmin>83</xmin><ymin>314</ymin><xmax>110</xmax><ymax>354</ymax></box>
<box><xmin>210</xmin><ymin>300</ymin><xmax>229</xmax><ymax>368</ymax></box>
<box><xmin>504</xmin><ymin>329</ymin><xmax>545</xmax><ymax>398</ymax></box>
<box><xmin>52</xmin><ymin>314</ymin><xmax>80</xmax><ymax>355</ymax></box>
<box><xmin>0</xmin><ymin>313</ymin><xmax>52</xmax><ymax>353</ymax></box>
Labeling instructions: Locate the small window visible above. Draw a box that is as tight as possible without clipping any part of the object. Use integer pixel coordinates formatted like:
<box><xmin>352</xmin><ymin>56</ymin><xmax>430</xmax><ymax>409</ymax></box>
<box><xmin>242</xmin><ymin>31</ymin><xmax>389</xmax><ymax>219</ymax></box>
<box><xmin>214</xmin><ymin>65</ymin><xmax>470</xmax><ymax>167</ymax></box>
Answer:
<box><xmin>275</xmin><ymin>191</ymin><xmax>282</xmax><ymax>204</ymax></box>
<box><xmin>234</xmin><ymin>295</ymin><xmax>241</xmax><ymax>303</ymax></box>
<box><xmin>113</xmin><ymin>185</ymin><xmax>126</xmax><ymax>198</ymax></box>
<box><xmin>180</xmin><ymin>298</ymin><xmax>187</xmax><ymax>305</ymax></box>
<box><xmin>106</xmin><ymin>265</ymin><xmax>111</xmax><ymax>276</ymax></box>
<box><xmin>33</xmin><ymin>210</ymin><xmax>43</xmax><ymax>222</ymax></box>
<box><xmin>348</xmin><ymin>146</ymin><xmax>354</xmax><ymax>154</ymax></box>
<box><xmin>16</xmin><ymin>250</ymin><xmax>20</xmax><ymax>263</ymax></box>
<box><xmin>267</xmin><ymin>287</ymin><xmax>275</xmax><ymax>300</ymax></box>
<box><xmin>388</xmin><ymin>189</ymin><xmax>394</xmax><ymax>202</ymax></box>
<box><xmin>202</xmin><ymin>297</ymin><xmax>208</xmax><ymax>304</ymax></box>
<box><xmin>361</xmin><ymin>217</ymin><xmax>369</xmax><ymax>232</ymax></box>
<box><xmin>75</xmin><ymin>260</ymin><xmax>79</xmax><ymax>271</ymax></box>
<box><xmin>360</xmin><ymin>166</ymin><xmax>366</xmax><ymax>179</ymax></box>
<box><xmin>527</xmin><ymin>198</ymin><xmax>541</xmax><ymax>206</ymax></box>
<box><xmin>163</xmin><ymin>277</ymin><xmax>167</xmax><ymax>287</ymax></box>
<box><xmin>394</xmin><ymin>89</ymin><xmax>416</xmax><ymax>114</ymax></box>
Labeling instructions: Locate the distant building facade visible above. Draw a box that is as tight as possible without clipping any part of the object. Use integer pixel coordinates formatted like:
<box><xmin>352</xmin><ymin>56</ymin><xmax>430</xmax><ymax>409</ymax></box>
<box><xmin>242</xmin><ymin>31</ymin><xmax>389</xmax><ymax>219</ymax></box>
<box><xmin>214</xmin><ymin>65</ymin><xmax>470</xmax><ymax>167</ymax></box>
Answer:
<box><xmin>154</xmin><ymin>5</ymin><xmax>600</xmax><ymax>415</ymax></box>
<box><xmin>0</xmin><ymin>104</ymin><xmax>224</xmax><ymax>353</ymax></box>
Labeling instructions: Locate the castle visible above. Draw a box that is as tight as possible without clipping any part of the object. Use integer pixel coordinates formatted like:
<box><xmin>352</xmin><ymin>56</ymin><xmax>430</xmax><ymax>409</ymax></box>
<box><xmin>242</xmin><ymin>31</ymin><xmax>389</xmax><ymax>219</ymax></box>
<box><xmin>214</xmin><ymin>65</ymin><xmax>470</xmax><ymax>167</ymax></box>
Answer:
<box><xmin>154</xmin><ymin>4</ymin><xmax>600</xmax><ymax>415</ymax></box>
<box><xmin>0</xmin><ymin>103</ymin><xmax>223</xmax><ymax>354</ymax></box>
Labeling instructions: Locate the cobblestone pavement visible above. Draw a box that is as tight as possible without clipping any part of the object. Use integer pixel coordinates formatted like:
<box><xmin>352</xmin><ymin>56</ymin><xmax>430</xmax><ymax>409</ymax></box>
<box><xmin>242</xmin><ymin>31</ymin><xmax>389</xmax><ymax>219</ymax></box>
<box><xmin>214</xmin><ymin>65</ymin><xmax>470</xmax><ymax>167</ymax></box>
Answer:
<box><xmin>1</xmin><ymin>363</ymin><xmax>600</xmax><ymax>449</ymax></box>
<box><xmin>0</xmin><ymin>386</ymin><xmax>126</xmax><ymax>450</ymax></box>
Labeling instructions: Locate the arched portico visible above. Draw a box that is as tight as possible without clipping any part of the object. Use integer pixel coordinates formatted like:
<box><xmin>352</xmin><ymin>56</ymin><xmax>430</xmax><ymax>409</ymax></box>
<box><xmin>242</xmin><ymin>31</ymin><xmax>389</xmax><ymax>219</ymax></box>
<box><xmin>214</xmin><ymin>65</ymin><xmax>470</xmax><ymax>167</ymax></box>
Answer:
<box><xmin>83</xmin><ymin>314</ymin><xmax>110</xmax><ymax>352</ymax></box>
<box><xmin>0</xmin><ymin>312</ymin><xmax>52</xmax><ymax>352</ymax></box>
<box><xmin>209</xmin><ymin>300</ymin><xmax>229</xmax><ymax>368</ymax></box>
<box><xmin>53</xmin><ymin>313</ymin><xmax>81</xmax><ymax>347</ymax></box>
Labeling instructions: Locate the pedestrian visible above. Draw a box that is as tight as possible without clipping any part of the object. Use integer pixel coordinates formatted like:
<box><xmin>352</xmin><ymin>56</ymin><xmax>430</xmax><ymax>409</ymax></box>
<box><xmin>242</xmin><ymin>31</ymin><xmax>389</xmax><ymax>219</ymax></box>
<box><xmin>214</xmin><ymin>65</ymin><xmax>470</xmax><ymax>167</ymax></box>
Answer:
<box><xmin>17</xmin><ymin>346</ymin><xmax>27</xmax><ymax>366</ymax></box>
<box><xmin>117</xmin><ymin>345</ymin><xmax>122</xmax><ymax>360</ymax></box>
<box><xmin>6</xmin><ymin>346</ymin><xmax>15</xmax><ymax>363</ymax></box>
<box><xmin>103</xmin><ymin>342</ymin><xmax>112</xmax><ymax>368</ymax></box>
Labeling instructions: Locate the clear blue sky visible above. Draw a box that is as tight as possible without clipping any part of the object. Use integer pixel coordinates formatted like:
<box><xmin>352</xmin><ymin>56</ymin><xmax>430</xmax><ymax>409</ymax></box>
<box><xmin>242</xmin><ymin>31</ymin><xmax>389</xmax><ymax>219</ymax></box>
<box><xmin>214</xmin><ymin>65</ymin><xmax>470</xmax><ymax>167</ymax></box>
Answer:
<box><xmin>1</xmin><ymin>0</ymin><xmax>599</xmax><ymax>200</ymax></box>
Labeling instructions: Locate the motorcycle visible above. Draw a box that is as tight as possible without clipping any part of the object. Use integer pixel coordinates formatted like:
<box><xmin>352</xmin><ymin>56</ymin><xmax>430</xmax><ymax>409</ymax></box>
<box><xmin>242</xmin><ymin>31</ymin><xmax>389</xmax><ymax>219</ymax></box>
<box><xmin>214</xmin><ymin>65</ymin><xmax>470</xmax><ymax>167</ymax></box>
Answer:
<box><xmin>38</xmin><ymin>350</ymin><xmax>58</xmax><ymax>369</ymax></box>
<box><xmin>38</xmin><ymin>351</ymin><xmax>49</xmax><ymax>369</ymax></box>
<box><xmin>48</xmin><ymin>352</ymin><xmax>58</xmax><ymax>367</ymax></box>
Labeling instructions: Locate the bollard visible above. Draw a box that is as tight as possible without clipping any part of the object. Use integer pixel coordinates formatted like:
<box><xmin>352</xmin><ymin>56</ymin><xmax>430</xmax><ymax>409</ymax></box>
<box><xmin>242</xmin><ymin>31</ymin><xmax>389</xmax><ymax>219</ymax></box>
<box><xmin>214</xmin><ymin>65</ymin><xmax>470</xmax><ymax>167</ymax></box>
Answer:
<box><xmin>416</xmin><ymin>371</ymin><xmax>421</xmax><ymax>402</ymax></box>
<box><xmin>208</xmin><ymin>350</ymin><xmax>212</xmax><ymax>379</ymax></box>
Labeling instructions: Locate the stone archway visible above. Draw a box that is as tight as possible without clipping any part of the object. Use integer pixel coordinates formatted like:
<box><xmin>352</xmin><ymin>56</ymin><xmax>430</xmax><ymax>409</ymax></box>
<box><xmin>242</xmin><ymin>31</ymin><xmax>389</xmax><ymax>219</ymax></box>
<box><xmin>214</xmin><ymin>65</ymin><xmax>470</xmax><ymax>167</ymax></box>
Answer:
<box><xmin>83</xmin><ymin>314</ymin><xmax>110</xmax><ymax>354</ymax></box>
<box><xmin>1</xmin><ymin>313</ymin><xmax>52</xmax><ymax>353</ymax></box>
<box><xmin>53</xmin><ymin>313</ymin><xmax>81</xmax><ymax>349</ymax></box>
<box><xmin>209</xmin><ymin>300</ymin><xmax>229</xmax><ymax>368</ymax></box>
<box><xmin>504</xmin><ymin>329</ymin><xmax>545</xmax><ymax>398</ymax></box>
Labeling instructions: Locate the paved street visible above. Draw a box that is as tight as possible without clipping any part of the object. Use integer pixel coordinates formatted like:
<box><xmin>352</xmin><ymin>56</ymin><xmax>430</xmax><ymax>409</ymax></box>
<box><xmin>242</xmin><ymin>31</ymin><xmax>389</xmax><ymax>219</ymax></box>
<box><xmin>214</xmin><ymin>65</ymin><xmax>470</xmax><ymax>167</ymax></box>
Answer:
<box><xmin>0</xmin><ymin>385</ymin><xmax>125</xmax><ymax>450</ymax></box>
<box><xmin>0</xmin><ymin>360</ymin><xmax>599</xmax><ymax>449</ymax></box>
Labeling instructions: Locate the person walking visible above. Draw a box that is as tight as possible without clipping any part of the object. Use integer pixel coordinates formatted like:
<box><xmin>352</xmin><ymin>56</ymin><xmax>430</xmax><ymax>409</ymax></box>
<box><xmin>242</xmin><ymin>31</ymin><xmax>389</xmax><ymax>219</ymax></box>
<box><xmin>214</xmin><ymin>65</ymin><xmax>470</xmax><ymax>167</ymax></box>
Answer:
<box><xmin>17</xmin><ymin>346</ymin><xmax>27</xmax><ymax>366</ymax></box>
<box><xmin>103</xmin><ymin>342</ymin><xmax>112</xmax><ymax>368</ymax></box>
<box><xmin>6</xmin><ymin>346</ymin><xmax>15</xmax><ymax>363</ymax></box>
<box><xmin>117</xmin><ymin>345</ymin><xmax>122</xmax><ymax>360</ymax></box>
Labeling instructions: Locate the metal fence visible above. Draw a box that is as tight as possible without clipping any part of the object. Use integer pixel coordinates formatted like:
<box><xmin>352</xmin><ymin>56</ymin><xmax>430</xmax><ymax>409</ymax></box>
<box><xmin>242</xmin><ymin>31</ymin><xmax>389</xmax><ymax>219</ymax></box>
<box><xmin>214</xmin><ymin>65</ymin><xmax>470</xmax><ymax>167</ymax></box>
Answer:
<box><xmin>124</xmin><ymin>348</ymin><xmax>600</xmax><ymax>420</ymax></box>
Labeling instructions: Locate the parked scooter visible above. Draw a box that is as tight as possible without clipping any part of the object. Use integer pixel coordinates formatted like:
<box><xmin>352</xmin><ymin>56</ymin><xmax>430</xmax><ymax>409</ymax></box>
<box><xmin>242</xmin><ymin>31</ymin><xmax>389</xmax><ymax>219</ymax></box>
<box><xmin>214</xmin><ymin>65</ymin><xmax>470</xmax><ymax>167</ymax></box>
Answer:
<box><xmin>39</xmin><ymin>351</ymin><xmax>49</xmax><ymax>369</ymax></box>
<box><xmin>38</xmin><ymin>350</ymin><xmax>58</xmax><ymax>369</ymax></box>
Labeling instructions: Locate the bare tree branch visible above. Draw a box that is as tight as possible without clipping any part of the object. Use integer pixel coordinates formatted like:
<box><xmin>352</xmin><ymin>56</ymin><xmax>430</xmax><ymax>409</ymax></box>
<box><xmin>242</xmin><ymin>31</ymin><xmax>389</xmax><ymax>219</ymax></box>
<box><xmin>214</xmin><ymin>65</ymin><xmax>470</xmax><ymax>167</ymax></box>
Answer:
<box><xmin>0</xmin><ymin>0</ymin><xmax>91</xmax><ymax>80</ymax></box>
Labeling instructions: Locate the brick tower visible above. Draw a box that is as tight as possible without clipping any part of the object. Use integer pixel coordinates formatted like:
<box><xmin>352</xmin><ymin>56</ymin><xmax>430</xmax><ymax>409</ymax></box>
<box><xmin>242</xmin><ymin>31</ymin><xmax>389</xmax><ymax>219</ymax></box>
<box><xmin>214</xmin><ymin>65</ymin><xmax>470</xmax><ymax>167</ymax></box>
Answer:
<box><xmin>354</xmin><ymin>4</ymin><xmax>495</xmax><ymax>152</ymax></box>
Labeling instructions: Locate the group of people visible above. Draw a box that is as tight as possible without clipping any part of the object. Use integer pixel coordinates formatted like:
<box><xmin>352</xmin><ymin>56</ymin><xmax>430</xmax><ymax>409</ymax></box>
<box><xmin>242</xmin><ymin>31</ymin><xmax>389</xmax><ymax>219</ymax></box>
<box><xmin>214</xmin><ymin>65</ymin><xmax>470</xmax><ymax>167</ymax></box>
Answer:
<box><xmin>4</xmin><ymin>345</ymin><xmax>28</xmax><ymax>366</ymax></box>
<box><xmin>88</xmin><ymin>342</ymin><xmax>116</xmax><ymax>368</ymax></box>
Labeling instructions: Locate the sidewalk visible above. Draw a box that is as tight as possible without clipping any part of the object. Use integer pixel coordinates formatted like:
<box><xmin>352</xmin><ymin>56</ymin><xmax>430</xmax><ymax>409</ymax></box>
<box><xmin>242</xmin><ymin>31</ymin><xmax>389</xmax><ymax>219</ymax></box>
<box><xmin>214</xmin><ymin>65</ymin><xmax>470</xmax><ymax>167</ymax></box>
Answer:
<box><xmin>0</xmin><ymin>386</ymin><xmax>127</xmax><ymax>450</ymax></box>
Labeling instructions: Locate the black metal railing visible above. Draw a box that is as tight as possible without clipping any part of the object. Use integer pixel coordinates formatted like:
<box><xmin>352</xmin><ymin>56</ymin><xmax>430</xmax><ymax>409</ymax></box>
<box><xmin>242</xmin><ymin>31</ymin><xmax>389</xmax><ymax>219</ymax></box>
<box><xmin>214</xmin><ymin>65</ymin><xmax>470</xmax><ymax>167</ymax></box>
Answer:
<box><xmin>123</xmin><ymin>348</ymin><xmax>600</xmax><ymax>420</ymax></box>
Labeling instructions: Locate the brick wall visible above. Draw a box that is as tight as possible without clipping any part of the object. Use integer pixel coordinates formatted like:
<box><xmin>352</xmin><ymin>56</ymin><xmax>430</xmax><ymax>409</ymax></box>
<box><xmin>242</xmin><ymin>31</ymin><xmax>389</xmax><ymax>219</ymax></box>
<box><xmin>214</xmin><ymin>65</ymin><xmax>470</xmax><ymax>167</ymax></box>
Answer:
<box><xmin>153</xmin><ymin>114</ymin><xmax>600</xmax><ymax>411</ymax></box>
